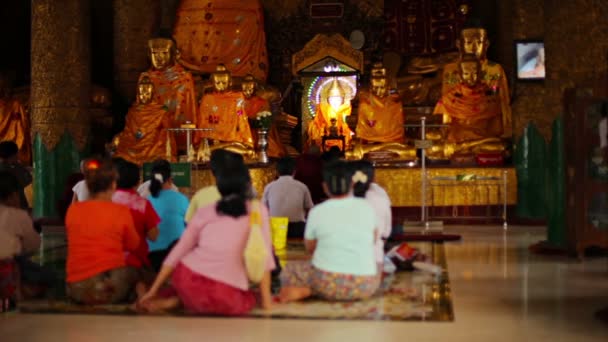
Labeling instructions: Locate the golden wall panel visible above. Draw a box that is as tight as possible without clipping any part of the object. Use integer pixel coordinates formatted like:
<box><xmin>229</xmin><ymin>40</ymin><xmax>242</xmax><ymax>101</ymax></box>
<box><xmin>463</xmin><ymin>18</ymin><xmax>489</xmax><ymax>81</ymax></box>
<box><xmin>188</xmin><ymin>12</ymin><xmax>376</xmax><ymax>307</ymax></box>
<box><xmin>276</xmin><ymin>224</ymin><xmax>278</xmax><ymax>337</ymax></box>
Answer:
<box><xmin>375</xmin><ymin>167</ymin><xmax>517</xmax><ymax>207</ymax></box>
<box><xmin>190</xmin><ymin>166</ymin><xmax>277</xmax><ymax>199</ymax></box>
<box><xmin>30</xmin><ymin>0</ymin><xmax>91</xmax><ymax>150</ymax></box>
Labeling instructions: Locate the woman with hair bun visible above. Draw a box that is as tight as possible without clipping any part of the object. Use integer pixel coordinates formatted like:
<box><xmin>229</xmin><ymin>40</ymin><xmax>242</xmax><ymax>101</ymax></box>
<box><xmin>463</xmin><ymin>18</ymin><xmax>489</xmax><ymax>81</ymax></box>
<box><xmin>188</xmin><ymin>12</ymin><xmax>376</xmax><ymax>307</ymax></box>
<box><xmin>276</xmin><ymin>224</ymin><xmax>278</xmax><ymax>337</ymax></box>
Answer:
<box><xmin>279</xmin><ymin>161</ymin><xmax>379</xmax><ymax>302</ymax></box>
<box><xmin>137</xmin><ymin>162</ymin><xmax>275</xmax><ymax>315</ymax></box>
<box><xmin>146</xmin><ymin>160</ymin><xmax>189</xmax><ymax>271</ymax></box>
<box><xmin>65</xmin><ymin>160</ymin><xmax>140</xmax><ymax>304</ymax></box>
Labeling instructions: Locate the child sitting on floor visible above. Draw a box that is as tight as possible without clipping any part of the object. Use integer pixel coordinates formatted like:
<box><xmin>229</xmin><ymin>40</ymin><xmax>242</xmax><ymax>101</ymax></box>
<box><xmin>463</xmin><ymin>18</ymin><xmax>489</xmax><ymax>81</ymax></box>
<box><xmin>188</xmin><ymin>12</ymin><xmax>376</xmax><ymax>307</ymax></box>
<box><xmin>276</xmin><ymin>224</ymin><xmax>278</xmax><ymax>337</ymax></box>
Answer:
<box><xmin>279</xmin><ymin>161</ymin><xmax>379</xmax><ymax>302</ymax></box>
<box><xmin>136</xmin><ymin>162</ymin><xmax>275</xmax><ymax>315</ymax></box>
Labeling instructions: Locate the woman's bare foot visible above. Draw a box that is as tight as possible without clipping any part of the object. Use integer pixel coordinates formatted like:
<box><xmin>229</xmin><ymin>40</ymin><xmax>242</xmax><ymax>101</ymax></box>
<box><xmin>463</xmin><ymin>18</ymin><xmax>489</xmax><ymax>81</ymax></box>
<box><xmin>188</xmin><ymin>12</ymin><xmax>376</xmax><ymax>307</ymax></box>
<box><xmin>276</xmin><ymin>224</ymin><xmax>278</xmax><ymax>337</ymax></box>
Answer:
<box><xmin>140</xmin><ymin>296</ymin><xmax>180</xmax><ymax>314</ymax></box>
<box><xmin>278</xmin><ymin>287</ymin><xmax>311</xmax><ymax>303</ymax></box>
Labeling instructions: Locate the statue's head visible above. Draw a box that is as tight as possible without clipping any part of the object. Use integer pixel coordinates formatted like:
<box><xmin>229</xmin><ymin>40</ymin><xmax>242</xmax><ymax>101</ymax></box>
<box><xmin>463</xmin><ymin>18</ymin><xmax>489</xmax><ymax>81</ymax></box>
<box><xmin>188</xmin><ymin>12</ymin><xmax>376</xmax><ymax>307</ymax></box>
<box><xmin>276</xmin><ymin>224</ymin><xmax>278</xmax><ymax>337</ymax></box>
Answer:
<box><xmin>458</xmin><ymin>28</ymin><xmax>489</xmax><ymax>60</ymax></box>
<box><xmin>370</xmin><ymin>62</ymin><xmax>389</xmax><ymax>98</ymax></box>
<box><xmin>327</xmin><ymin>78</ymin><xmax>345</xmax><ymax>110</ymax></box>
<box><xmin>212</xmin><ymin>64</ymin><xmax>232</xmax><ymax>92</ymax></box>
<box><xmin>148</xmin><ymin>38</ymin><xmax>175</xmax><ymax>71</ymax></box>
<box><xmin>459</xmin><ymin>54</ymin><xmax>482</xmax><ymax>87</ymax></box>
<box><xmin>137</xmin><ymin>76</ymin><xmax>154</xmax><ymax>104</ymax></box>
<box><xmin>241</xmin><ymin>74</ymin><xmax>256</xmax><ymax>99</ymax></box>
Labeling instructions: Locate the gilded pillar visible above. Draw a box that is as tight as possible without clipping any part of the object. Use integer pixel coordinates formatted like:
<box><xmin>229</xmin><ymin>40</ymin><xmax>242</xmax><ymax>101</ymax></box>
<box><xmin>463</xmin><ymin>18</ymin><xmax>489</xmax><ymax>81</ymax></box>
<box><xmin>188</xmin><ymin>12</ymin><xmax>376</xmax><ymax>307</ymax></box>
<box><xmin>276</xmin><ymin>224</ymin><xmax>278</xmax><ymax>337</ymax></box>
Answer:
<box><xmin>31</xmin><ymin>0</ymin><xmax>91</xmax><ymax>218</ymax></box>
<box><xmin>113</xmin><ymin>0</ymin><xmax>161</xmax><ymax>101</ymax></box>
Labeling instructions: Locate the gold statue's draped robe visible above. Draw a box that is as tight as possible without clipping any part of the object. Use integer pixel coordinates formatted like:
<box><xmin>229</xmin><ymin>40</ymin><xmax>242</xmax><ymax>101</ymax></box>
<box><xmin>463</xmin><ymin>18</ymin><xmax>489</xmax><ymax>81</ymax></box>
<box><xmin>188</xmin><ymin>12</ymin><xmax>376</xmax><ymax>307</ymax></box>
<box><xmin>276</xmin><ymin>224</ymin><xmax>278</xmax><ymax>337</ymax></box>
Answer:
<box><xmin>442</xmin><ymin>60</ymin><xmax>512</xmax><ymax>138</ymax></box>
<box><xmin>244</xmin><ymin>96</ymin><xmax>286</xmax><ymax>158</ymax></box>
<box><xmin>139</xmin><ymin>64</ymin><xmax>197</xmax><ymax>127</ymax></box>
<box><xmin>0</xmin><ymin>98</ymin><xmax>30</xmax><ymax>164</ymax></box>
<box><xmin>196</xmin><ymin>91</ymin><xmax>253</xmax><ymax>147</ymax></box>
<box><xmin>433</xmin><ymin>83</ymin><xmax>503</xmax><ymax>143</ymax></box>
<box><xmin>356</xmin><ymin>92</ymin><xmax>404</xmax><ymax>143</ymax></box>
<box><xmin>307</xmin><ymin>102</ymin><xmax>352</xmax><ymax>150</ymax></box>
<box><xmin>114</xmin><ymin>103</ymin><xmax>173</xmax><ymax>165</ymax></box>
<box><xmin>173</xmin><ymin>0</ymin><xmax>268</xmax><ymax>81</ymax></box>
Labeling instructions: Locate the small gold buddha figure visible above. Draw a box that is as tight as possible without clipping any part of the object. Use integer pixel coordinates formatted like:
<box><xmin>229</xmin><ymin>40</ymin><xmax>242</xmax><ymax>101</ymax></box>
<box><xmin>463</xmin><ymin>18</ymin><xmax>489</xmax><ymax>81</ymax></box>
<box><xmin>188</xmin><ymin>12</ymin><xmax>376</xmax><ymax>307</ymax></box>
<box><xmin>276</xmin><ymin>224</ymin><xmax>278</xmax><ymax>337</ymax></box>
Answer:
<box><xmin>441</xmin><ymin>28</ymin><xmax>512</xmax><ymax>139</ymax></box>
<box><xmin>139</xmin><ymin>38</ymin><xmax>197</xmax><ymax>128</ymax></box>
<box><xmin>196</xmin><ymin>64</ymin><xmax>255</xmax><ymax>161</ymax></box>
<box><xmin>431</xmin><ymin>54</ymin><xmax>506</xmax><ymax>159</ymax></box>
<box><xmin>113</xmin><ymin>76</ymin><xmax>174</xmax><ymax>165</ymax></box>
<box><xmin>346</xmin><ymin>63</ymin><xmax>415</xmax><ymax>160</ymax></box>
<box><xmin>0</xmin><ymin>75</ymin><xmax>30</xmax><ymax>164</ymax></box>
<box><xmin>306</xmin><ymin>78</ymin><xmax>353</xmax><ymax>151</ymax></box>
<box><xmin>242</xmin><ymin>74</ymin><xmax>286</xmax><ymax>158</ymax></box>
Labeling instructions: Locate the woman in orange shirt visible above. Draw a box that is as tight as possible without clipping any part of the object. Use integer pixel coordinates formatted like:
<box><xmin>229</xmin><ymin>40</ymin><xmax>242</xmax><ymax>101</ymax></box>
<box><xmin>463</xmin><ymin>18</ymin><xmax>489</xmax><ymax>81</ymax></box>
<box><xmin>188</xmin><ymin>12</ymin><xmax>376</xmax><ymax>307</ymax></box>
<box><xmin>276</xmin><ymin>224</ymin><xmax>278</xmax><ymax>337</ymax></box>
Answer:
<box><xmin>65</xmin><ymin>160</ymin><xmax>140</xmax><ymax>305</ymax></box>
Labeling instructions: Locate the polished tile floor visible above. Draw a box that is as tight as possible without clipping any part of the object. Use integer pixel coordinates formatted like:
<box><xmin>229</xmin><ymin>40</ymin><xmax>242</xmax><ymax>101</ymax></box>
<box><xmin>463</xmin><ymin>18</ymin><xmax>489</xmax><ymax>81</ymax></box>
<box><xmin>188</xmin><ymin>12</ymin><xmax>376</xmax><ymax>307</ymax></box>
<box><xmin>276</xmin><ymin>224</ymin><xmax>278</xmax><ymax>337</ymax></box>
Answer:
<box><xmin>1</xmin><ymin>225</ymin><xmax>607</xmax><ymax>342</ymax></box>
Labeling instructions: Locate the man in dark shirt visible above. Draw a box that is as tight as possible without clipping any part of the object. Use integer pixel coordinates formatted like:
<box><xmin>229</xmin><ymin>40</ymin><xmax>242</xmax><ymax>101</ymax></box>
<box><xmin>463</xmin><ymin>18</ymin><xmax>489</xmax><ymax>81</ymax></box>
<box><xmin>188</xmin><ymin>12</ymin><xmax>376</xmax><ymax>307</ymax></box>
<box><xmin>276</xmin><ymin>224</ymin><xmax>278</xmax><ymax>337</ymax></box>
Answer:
<box><xmin>0</xmin><ymin>141</ymin><xmax>32</xmax><ymax>210</ymax></box>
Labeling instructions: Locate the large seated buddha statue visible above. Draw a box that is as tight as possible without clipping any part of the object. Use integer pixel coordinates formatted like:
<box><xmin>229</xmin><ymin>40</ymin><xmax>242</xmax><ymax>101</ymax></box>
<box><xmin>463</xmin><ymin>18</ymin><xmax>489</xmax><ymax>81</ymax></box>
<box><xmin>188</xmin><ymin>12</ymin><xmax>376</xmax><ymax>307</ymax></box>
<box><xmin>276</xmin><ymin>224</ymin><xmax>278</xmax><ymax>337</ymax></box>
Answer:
<box><xmin>113</xmin><ymin>76</ymin><xmax>173</xmax><ymax>165</ymax></box>
<box><xmin>242</xmin><ymin>75</ymin><xmax>286</xmax><ymax>158</ymax></box>
<box><xmin>196</xmin><ymin>64</ymin><xmax>255</xmax><ymax>160</ymax></box>
<box><xmin>306</xmin><ymin>78</ymin><xmax>353</xmax><ymax>151</ymax></box>
<box><xmin>441</xmin><ymin>27</ymin><xmax>512</xmax><ymax>139</ymax></box>
<box><xmin>139</xmin><ymin>38</ymin><xmax>197</xmax><ymax>128</ymax></box>
<box><xmin>172</xmin><ymin>0</ymin><xmax>268</xmax><ymax>81</ymax></box>
<box><xmin>0</xmin><ymin>75</ymin><xmax>30</xmax><ymax>164</ymax></box>
<box><xmin>430</xmin><ymin>54</ymin><xmax>506</xmax><ymax>159</ymax></box>
<box><xmin>346</xmin><ymin>63</ymin><xmax>415</xmax><ymax>160</ymax></box>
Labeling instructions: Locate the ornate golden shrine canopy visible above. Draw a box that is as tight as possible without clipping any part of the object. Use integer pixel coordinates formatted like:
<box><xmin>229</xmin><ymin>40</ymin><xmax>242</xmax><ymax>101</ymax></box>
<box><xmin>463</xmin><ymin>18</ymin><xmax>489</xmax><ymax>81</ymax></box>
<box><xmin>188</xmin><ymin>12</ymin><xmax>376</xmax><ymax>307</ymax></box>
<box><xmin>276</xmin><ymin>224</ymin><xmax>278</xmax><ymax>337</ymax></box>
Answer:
<box><xmin>292</xmin><ymin>34</ymin><xmax>364</xmax><ymax>75</ymax></box>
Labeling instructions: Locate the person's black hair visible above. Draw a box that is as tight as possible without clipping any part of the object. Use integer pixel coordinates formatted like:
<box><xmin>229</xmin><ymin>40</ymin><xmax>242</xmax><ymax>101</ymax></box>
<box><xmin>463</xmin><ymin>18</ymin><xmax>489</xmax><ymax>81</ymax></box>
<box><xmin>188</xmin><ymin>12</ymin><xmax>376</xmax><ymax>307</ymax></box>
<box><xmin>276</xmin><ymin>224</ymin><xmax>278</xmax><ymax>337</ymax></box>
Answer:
<box><xmin>85</xmin><ymin>160</ymin><xmax>118</xmax><ymax>195</ymax></box>
<box><xmin>116</xmin><ymin>160</ymin><xmax>140</xmax><ymax>189</ymax></box>
<box><xmin>0</xmin><ymin>141</ymin><xmax>19</xmax><ymax>160</ymax></box>
<box><xmin>209</xmin><ymin>149</ymin><xmax>244</xmax><ymax>177</ymax></box>
<box><xmin>276</xmin><ymin>157</ymin><xmax>295</xmax><ymax>176</ymax></box>
<box><xmin>215</xmin><ymin>163</ymin><xmax>252</xmax><ymax>218</ymax></box>
<box><xmin>322</xmin><ymin>161</ymin><xmax>351</xmax><ymax>196</ymax></box>
<box><xmin>0</xmin><ymin>170</ymin><xmax>19</xmax><ymax>202</ymax></box>
<box><xmin>149</xmin><ymin>159</ymin><xmax>171</xmax><ymax>198</ymax></box>
<box><xmin>350</xmin><ymin>160</ymin><xmax>374</xmax><ymax>198</ymax></box>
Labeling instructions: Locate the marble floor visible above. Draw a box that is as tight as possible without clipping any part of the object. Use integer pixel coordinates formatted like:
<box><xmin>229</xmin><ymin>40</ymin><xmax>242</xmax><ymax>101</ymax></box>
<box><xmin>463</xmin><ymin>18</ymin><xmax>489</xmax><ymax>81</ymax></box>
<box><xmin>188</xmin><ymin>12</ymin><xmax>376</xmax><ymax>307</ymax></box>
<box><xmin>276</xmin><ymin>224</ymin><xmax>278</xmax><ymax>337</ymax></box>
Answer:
<box><xmin>1</xmin><ymin>225</ymin><xmax>607</xmax><ymax>342</ymax></box>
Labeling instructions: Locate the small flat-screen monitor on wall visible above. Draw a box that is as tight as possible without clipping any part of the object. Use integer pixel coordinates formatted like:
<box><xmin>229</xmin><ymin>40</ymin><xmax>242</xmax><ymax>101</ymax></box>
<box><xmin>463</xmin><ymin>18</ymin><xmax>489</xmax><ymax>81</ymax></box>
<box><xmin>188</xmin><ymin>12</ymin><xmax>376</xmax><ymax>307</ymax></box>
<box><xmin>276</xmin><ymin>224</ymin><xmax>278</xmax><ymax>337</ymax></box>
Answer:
<box><xmin>515</xmin><ymin>40</ymin><xmax>545</xmax><ymax>81</ymax></box>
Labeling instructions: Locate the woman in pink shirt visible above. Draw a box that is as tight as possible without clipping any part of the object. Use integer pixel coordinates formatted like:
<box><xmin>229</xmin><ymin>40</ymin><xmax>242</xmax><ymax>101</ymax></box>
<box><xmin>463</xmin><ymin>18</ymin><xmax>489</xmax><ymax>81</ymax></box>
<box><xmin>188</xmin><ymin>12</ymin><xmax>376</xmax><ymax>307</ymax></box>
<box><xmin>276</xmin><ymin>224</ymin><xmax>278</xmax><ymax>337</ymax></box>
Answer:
<box><xmin>137</xmin><ymin>163</ymin><xmax>275</xmax><ymax>315</ymax></box>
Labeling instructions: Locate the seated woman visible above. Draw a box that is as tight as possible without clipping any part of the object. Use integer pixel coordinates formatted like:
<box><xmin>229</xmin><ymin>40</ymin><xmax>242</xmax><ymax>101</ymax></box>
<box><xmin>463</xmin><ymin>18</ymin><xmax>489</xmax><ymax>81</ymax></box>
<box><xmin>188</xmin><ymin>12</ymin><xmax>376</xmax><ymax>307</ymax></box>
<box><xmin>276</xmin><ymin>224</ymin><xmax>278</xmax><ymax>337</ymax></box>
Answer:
<box><xmin>145</xmin><ymin>160</ymin><xmax>190</xmax><ymax>272</ymax></box>
<box><xmin>279</xmin><ymin>161</ymin><xmax>379</xmax><ymax>302</ymax></box>
<box><xmin>65</xmin><ymin>160</ymin><xmax>140</xmax><ymax>305</ymax></box>
<box><xmin>350</xmin><ymin>161</ymin><xmax>392</xmax><ymax>273</ymax></box>
<box><xmin>136</xmin><ymin>163</ymin><xmax>275</xmax><ymax>315</ymax></box>
<box><xmin>112</xmin><ymin>160</ymin><xmax>160</xmax><ymax>278</ymax></box>
<box><xmin>0</xmin><ymin>170</ymin><xmax>44</xmax><ymax>304</ymax></box>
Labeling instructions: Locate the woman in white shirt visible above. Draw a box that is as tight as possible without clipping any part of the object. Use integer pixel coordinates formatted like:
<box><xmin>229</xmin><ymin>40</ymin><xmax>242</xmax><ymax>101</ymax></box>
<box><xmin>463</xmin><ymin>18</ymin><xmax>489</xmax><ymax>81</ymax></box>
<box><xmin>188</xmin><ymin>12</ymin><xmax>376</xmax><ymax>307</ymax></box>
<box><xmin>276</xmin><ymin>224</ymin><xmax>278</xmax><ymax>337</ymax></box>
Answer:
<box><xmin>279</xmin><ymin>161</ymin><xmax>379</xmax><ymax>302</ymax></box>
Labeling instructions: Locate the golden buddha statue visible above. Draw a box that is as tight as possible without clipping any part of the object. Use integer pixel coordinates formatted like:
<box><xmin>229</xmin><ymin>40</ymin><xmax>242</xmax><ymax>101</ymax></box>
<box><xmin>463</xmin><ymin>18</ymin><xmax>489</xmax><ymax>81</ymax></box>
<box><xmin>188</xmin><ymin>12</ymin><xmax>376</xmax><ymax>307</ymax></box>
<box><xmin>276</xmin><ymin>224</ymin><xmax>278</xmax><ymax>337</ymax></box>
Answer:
<box><xmin>441</xmin><ymin>28</ymin><xmax>512</xmax><ymax>139</ymax></box>
<box><xmin>242</xmin><ymin>75</ymin><xmax>286</xmax><ymax>158</ymax></box>
<box><xmin>172</xmin><ymin>0</ymin><xmax>268</xmax><ymax>81</ymax></box>
<box><xmin>0</xmin><ymin>76</ymin><xmax>30</xmax><ymax>164</ymax></box>
<box><xmin>346</xmin><ymin>64</ymin><xmax>415</xmax><ymax>161</ymax></box>
<box><xmin>139</xmin><ymin>38</ymin><xmax>197</xmax><ymax>128</ymax></box>
<box><xmin>431</xmin><ymin>54</ymin><xmax>505</xmax><ymax>159</ymax></box>
<box><xmin>196</xmin><ymin>64</ymin><xmax>255</xmax><ymax>161</ymax></box>
<box><xmin>113</xmin><ymin>76</ymin><xmax>174</xmax><ymax>165</ymax></box>
<box><xmin>306</xmin><ymin>78</ymin><xmax>353</xmax><ymax>151</ymax></box>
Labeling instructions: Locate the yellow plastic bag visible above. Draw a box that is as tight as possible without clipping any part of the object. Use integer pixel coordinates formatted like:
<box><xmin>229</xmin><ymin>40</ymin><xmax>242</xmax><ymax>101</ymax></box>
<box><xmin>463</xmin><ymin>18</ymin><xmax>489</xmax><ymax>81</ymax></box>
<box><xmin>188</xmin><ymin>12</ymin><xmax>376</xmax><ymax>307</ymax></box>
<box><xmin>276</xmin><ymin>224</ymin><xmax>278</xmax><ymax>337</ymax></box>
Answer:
<box><xmin>270</xmin><ymin>217</ymin><xmax>288</xmax><ymax>251</ymax></box>
<box><xmin>243</xmin><ymin>200</ymin><xmax>268</xmax><ymax>284</ymax></box>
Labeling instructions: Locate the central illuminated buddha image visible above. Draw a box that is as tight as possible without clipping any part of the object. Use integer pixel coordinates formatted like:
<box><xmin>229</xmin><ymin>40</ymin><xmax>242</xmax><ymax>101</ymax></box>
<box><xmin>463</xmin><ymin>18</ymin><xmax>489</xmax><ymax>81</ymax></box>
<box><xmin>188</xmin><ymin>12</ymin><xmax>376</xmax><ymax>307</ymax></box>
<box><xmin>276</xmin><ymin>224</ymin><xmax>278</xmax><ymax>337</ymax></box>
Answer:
<box><xmin>305</xmin><ymin>77</ymin><xmax>354</xmax><ymax>151</ymax></box>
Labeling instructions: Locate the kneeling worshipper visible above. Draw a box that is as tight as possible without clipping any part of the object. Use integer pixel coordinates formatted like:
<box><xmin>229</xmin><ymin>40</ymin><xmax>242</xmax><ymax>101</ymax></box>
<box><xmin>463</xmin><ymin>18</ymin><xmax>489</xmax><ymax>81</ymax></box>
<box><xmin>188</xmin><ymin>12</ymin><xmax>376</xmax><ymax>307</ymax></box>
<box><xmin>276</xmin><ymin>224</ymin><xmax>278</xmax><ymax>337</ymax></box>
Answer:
<box><xmin>65</xmin><ymin>160</ymin><xmax>140</xmax><ymax>305</ymax></box>
<box><xmin>112</xmin><ymin>160</ymin><xmax>160</xmax><ymax>280</ymax></box>
<box><xmin>279</xmin><ymin>161</ymin><xmax>379</xmax><ymax>302</ymax></box>
<box><xmin>145</xmin><ymin>160</ymin><xmax>190</xmax><ymax>271</ymax></box>
<box><xmin>136</xmin><ymin>163</ymin><xmax>275</xmax><ymax>315</ymax></box>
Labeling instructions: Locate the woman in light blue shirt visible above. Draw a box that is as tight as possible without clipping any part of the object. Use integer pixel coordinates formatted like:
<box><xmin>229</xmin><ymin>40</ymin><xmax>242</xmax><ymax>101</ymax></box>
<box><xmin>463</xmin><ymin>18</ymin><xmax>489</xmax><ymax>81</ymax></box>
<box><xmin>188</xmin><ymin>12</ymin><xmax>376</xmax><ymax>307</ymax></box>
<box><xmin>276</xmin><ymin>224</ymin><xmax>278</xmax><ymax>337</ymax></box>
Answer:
<box><xmin>146</xmin><ymin>160</ymin><xmax>189</xmax><ymax>271</ymax></box>
<box><xmin>279</xmin><ymin>161</ymin><xmax>379</xmax><ymax>302</ymax></box>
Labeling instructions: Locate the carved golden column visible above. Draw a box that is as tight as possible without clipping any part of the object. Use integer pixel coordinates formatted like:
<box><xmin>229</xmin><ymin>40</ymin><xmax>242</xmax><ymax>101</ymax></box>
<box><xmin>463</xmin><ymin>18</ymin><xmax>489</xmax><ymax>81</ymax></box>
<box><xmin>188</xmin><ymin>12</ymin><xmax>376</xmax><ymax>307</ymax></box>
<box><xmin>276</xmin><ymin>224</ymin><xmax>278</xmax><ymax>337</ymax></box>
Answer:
<box><xmin>31</xmin><ymin>0</ymin><xmax>91</xmax><ymax>218</ymax></box>
<box><xmin>113</xmin><ymin>0</ymin><xmax>161</xmax><ymax>101</ymax></box>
